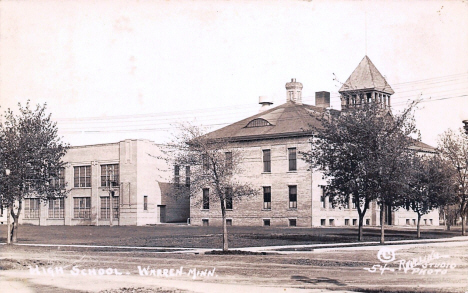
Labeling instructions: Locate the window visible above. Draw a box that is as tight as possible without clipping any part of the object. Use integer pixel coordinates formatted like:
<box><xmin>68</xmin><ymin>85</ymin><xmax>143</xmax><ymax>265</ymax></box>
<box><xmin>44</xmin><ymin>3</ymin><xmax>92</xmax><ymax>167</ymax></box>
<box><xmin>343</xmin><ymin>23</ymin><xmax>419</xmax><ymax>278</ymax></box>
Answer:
<box><xmin>51</xmin><ymin>168</ymin><xmax>65</xmax><ymax>189</ymax></box>
<box><xmin>73</xmin><ymin>197</ymin><xmax>91</xmax><ymax>218</ymax></box>
<box><xmin>344</xmin><ymin>196</ymin><xmax>349</xmax><ymax>209</ymax></box>
<box><xmin>289</xmin><ymin>186</ymin><xmax>297</xmax><ymax>209</ymax></box>
<box><xmin>74</xmin><ymin>166</ymin><xmax>91</xmax><ymax>188</ymax></box>
<box><xmin>430</xmin><ymin>219</ymin><xmax>433</xmax><ymax>225</ymax></box>
<box><xmin>225</xmin><ymin>188</ymin><xmax>233</xmax><ymax>210</ymax></box>
<box><xmin>424</xmin><ymin>219</ymin><xmax>427</xmax><ymax>225</ymax></box>
<box><xmin>352</xmin><ymin>196</ymin><xmax>357</xmax><ymax>209</ymax></box>
<box><xmin>0</xmin><ymin>204</ymin><xmax>3</xmax><ymax>217</ymax></box>
<box><xmin>321</xmin><ymin>219</ymin><xmax>326</xmax><ymax>226</ymax></box>
<box><xmin>48</xmin><ymin>198</ymin><xmax>64</xmax><ymax>219</ymax></box>
<box><xmin>202</xmin><ymin>188</ymin><xmax>209</xmax><ymax>209</ymax></box>
<box><xmin>353</xmin><ymin>219</ymin><xmax>357</xmax><ymax>226</ymax></box>
<box><xmin>143</xmin><ymin>195</ymin><xmax>148</xmax><ymax>211</ymax></box>
<box><xmin>366</xmin><ymin>219</ymin><xmax>370</xmax><ymax>225</ymax></box>
<box><xmin>263</xmin><ymin>219</ymin><xmax>270</xmax><ymax>226</ymax></box>
<box><xmin>412</xmin><ymin>219</ymin><xmax>416</xmax><ymax>225</ymax></box>
<box><xmin>225</xmin><ymin>152</ymin><xmax>232</xmax><ymax>173</ymax></box>
<box><xmin>246</xmin><ymin>118</ymin><xmax>271</xmax><ymax>128</ymax></box>
<box><xmin>226</xmin><ymin>219</ymin><xmax>232</xmax><ymax>226</ymax></box>
<box><xmin>101</xmin><ymin>196</ymin><xmax>119</xmax><ymax>219</ymax></box>
<box><xmin>345</xmin><ymin>219</ymin><xmax>349</xmax><ymax>226</ymax></box>
<box><xmin>329</xmin><ymin>219</ymin><xmax>335</xmax><ymax>226</ymax></box>
<box><xmin>288</xmin><ymin>147</ymin><xmax>297</xmax><ymax>171</ymax></box>
<box><xmin>101</xmin><ymin>164</ymin><xmax>119</xmax><ymax>187</ymax></box>
<box><xmin>202</xmin><ymin>154</ymin><xmax>209</xmax><ymax>171</ymax></box>
<box><xmin>263</xmin><ymin>149</ymin><xmax>271</xmax><ymax>172</ymax></box>
<box><xmin>289</xmin><ymin>219</ymin><xmax>296</xmax><ymax>227</ymax></box>
<box><xmin>320</xmin><ymin>194</ymin><xmax>325</xmax><ymax>208</ymax></box>
<box><xmin>24</xmin><ymin>198</ymin><xmax>40</xmax><ymax>219</ymax></box>
<box><xmin>185</xmin><ymin>166</ymin><xmax>190</xmax><ymax>187</ymax></box>
<box><xmin>174</xmin><ymin>165</ymin><xmax>180</xmax><ymax>185</ymax></box>
<box><xmin>263</xmin><ymin>186</ymin><xmax>271</xmax><ymax>210</ymax></box>
<box><xmin>406</xmin><ymin>219</ymin><xmax>410</xmax><ymax>225</ymax></box>
<box><xmin>202</xmin><ymin>219</ymin><xmax>209</xmax><ymax>226</ymax></box>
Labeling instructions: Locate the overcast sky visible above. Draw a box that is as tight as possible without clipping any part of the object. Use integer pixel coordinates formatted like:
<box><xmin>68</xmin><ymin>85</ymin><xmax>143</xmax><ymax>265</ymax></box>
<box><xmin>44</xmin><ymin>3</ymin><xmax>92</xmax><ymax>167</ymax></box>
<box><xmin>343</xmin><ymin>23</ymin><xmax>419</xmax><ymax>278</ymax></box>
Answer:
<box><xmin>1</xmin><ymin>0</ymin><xmax>467</xmax><ymax>147</ymax></box>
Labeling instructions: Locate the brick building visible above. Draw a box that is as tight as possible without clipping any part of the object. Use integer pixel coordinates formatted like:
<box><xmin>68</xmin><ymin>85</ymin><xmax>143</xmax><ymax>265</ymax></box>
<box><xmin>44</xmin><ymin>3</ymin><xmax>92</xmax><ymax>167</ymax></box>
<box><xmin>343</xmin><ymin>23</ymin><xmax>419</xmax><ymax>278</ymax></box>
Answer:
<box><xmin>190</xmin><ymin>56</ymin><xmax>439</xmax><ymax>227</ymax></box>
<box><xmin>14</xmin><ymin>139</ymin><xmax>189</xmax><ymax>226</ymax></box>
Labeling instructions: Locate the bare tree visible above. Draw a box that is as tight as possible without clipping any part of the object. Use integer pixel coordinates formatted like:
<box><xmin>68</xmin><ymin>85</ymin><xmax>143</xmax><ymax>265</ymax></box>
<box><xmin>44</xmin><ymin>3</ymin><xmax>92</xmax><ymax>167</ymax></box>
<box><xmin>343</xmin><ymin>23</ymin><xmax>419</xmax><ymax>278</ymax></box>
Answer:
<box><xmin>0</xmin><ymin>102</ymin><xmax>68</xmax><ymax>243</ymax></box>
<box><xmin>303</xmin><ymin>102</ymin><xmax>418</xmax><ymax>243</ymax></box>
<box><xmin>437</xmin><ymin>128</ymin><xmax>468</xmax><ymax>235</ymax></box>
<box><xmin>163</xmin><ymin>124</ymin><xmax>259</xmax><ymax>251</ymax></box>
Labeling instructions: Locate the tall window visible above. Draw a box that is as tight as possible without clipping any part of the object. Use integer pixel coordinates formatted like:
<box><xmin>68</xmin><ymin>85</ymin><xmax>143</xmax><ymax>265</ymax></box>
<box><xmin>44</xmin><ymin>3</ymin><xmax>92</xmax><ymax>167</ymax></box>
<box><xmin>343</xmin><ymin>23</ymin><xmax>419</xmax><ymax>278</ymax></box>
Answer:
<box><xmin>288</xmin><ymin>147</ymin><xmax>297</xmax><ymax>171</ymax></box>
<box><xmin>320</xmin><ymin>194</ymin><xmax>325</xmax><ymax>208</ymax></box>
<box><xmin>202</xmin><ymin>188</ymin><xmax>210</xmax><ymax>209</ymax></box>
<box><xmin>100</xmin><ymin>196</ymin><xmax>119</xmax><ymax>219</ymax></box>
<box><xmin>263</xmin><ymin>186</ymin><xmax>271</xmax><ymax>210</ymax></box>
<box><xmin>74</xmin><ymin>166</ymin><xmax>91</xmax><ymax>188</ymax></box>
<box><xmin>48</xmin><ymin>198</ymin><xmax>64</xmax><ymax>218</ymax></box>
<box><xmin>202</xmin><ymin>154</ymin><xmax>209</xmax><ymax>171</ymax></box>
<box><xmin>289</xmin><ymin>185</ymin><xmax>297</xmax><ymax>209</ymax></box>
<box><xmin>51</xmin><ymin>168</ymin><xmax>65</xmax><ymax>189</ymax></box>
<box><xmin>344</xmin><ymin>195</ymin><xmax>350</xmax><ymax>209</ymax></box>
<box><xmin>185</xmin><ymin>166</ymin><xmax>190</xmax><ymax>187</ymax></box>
<box><xmin>352</xmin><ymin>196</ymin><xmax>357</xmax><ymax>209</ymax></box>
<box><xmin>174</xmin><ymin>165</ymin><xmax>180</xmax><ymax>185</ymax></box>
<box><xmin>263</xmin><ymin>149</ymin><xmax>271</xmax><ymax>172</ymax></box>
<box><xmin>225</xmin><ymin>187</ymin><xmax>233</xmax><ymax>210</ymax></box>
<box><xmin>225</xmin><ymin>152</ymin><xmax>233</xmax><ymax>173</ymax></box>
<box><xmin>101</xmin><ymin>164</ymin><xmax>119</xmax><ymax>187</ymax></box>
<box><xmin>0</xmin><ymin>203</ymin><xmax>3</xmax><ymax>217</ymax></box>
<box><xmin>74</xmin><ymin>197</ymin><xmax>91</xmax><ymax>218</ymax></box>
<box><xmin>143</xmin><ymin>195</ymin><xmax>148</xmax><ymax>211</ymax></box>
<box><xmin>24</xmin><ymin>198</ymin><xmax>40</xmax><ymax>219</ymax></box>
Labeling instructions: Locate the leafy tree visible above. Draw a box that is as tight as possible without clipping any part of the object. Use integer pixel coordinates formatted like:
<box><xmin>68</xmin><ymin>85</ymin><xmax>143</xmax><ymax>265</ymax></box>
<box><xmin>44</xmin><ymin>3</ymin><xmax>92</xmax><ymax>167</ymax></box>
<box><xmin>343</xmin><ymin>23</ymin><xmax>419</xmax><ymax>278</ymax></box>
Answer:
<box><xmin>0</xmin><ymin>102</ymin><xmax>68</xmax><ymax>243</ymax></box>
<box><xmin>403</xmin><ymin>154</ymin><xmax>455</xmax><ymax>238</ymax></box>
<box><xmin>303</xmin><ymin>102</ymin><xmax>418</xmax><ymax>242</ymax></box>
<box><xmin>437</xmin><ymin>128</ymin><xmax>468</xmax><ymax>235</ymax></box>
<box><xmin>163</xmin><ymin>124</ymin><xmax>259</xmax><ymax>251</ymax></box>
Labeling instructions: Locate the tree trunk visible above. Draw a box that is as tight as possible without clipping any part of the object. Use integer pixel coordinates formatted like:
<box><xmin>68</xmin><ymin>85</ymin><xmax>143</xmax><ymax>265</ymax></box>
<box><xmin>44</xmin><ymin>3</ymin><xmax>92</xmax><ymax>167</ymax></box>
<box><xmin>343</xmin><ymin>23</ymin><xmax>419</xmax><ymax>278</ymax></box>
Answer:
<box><xmin>417</xmin><ymin>213</ymin><xmax>421</xmax><ymax>239</ymax></box>
<box><xmin>462</xmin><ymin>214</ymin><xmax>466</xmax><ymax>236</ymax></box>
<box><xmin>380</xmin><ymin>203</ymin><xmax>385</xmax><ymax>244</ymax></box>
<box><xmin>6</xmin><ymin>205</ymin><xmax>11</xmax><ymax>245</ymax></box>
<box><xmin>222</xmin><ymin>208</ymin><xmax>228</xmax><ymax>251</ymax></box>
<box><xmin>358</xmin><ymin>214</ymin><xmax>364</xmax><ymax>242</ymax></box>
<box><xmin>11</xmin><ymin>215</ymin><xmax>19</xmax><ymax>243</ymax></box>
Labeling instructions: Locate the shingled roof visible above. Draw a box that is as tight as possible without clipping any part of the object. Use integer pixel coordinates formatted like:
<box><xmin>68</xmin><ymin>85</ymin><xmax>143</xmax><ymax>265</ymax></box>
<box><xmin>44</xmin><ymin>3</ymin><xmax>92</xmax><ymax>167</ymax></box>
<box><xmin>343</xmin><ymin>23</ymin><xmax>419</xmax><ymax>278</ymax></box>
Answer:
<box><xmin>204</xmin><ymin>101</ymin><xmax>328</xmax><ymax>141</ymax></box>
<box><xmin>339</xmin><ymin>56</ymin><xmax>394</xmax><ymax>95</ymax></box>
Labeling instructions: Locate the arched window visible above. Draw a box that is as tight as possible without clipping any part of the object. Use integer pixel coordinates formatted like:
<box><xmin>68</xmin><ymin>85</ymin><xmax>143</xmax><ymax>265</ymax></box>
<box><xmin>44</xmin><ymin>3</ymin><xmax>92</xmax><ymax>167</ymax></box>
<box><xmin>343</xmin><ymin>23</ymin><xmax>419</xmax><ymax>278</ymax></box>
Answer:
<box><xmin>245</xmin><ymin>118</ymin><xmax>272</xmax><ymax>128</ymax></box>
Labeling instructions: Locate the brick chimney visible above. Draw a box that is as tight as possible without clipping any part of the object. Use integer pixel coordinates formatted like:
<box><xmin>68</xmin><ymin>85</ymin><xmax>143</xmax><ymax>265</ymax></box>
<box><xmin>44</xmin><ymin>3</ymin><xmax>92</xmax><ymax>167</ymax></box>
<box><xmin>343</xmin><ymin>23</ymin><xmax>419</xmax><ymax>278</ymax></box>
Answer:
<box><xmin>285</xmin><ymin>78</ymin><xmax>303</xmax><ymax>104</ymax></box>
<box><xmin>315</xmin><ymin>91</ymin><xmax>330</xmax><ymax>108</ymax></box>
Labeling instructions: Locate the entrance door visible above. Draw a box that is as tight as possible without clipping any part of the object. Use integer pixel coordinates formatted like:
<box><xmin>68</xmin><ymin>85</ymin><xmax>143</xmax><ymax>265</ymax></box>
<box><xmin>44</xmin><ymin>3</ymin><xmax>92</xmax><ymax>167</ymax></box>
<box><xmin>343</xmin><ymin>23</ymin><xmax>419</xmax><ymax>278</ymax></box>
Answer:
<box><xmin>158</xmin><ymin>205</ymin><xmax>166</xmax><ymax>223</ymax></box>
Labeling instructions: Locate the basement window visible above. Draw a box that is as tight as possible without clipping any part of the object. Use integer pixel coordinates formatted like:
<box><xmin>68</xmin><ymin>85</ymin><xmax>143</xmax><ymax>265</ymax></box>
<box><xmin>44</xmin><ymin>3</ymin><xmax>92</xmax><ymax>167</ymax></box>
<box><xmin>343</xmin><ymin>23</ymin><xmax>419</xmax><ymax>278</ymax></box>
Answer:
<box><xmin>202</xmin><ymin>219</ymin><xmax>209</xmax><ymax>226</ymax></box>
<box><xmin>263</xmin><ymin>219</ymin><xmax>271</xmax><ymax>226</ymax></box>
<box><xmin>226</xmin><ymin>219</ymin><xmax>232</xmax><ymax>226</ymax></box>
<box><xmin>289</xmin><ymin>219</ymin><xmax>297</xmax><ymax>227</ymax></box>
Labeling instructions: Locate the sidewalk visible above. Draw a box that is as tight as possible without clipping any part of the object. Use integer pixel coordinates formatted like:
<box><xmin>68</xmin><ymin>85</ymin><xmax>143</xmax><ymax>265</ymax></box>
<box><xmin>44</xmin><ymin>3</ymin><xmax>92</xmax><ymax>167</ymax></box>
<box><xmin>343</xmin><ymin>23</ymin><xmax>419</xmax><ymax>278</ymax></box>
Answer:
<box><xmin>3</xmin><ymin>235</ymin><xmax>468</xmax><ymax>254</ymax></box>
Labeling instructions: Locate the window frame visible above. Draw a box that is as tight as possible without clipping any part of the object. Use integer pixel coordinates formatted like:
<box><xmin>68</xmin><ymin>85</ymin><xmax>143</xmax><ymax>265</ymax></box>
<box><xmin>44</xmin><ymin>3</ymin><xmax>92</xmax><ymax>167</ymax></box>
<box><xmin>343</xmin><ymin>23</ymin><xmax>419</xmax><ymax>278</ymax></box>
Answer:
<box><xmin>101</xmin><ymin>164</ymin><xmax>119</xmax><ymax>188</ymax></box>
<box><xmin>48</xmin><ymin>198</ymin><xmax>64</xmax><ymax>219</ymax></box>
<box><xmin>202</xmin><ymin>188</ymin><xmax>210</xmax><ymax>210</ymax></box>
<box><xmin>100</xmin><ymin>196</ymin><xmax>119</xmax><ymax>219</ymax></box>
<box><xmin>74</xmin><ymin>165</ymin><xmax>91</xmax><ymax>188</ymax></box>
<box><xmin>143</xmin><ymin>195</ymin><xmax>148</xmax><ymax>211</ymax></box>
<box><xmin>288</xmin><ymin>185</ymin><xmax>297</xmax><ymax>209</ymax></box>
<box><xmin>262</xmin><ymin>149</ymin><xmax>271</xmax><ymax>173</ymax></box>
<box><xmin>263</xmin><ymin>186</ymin><xmax>271</xmax><ymax>210</ymax></box>
<box><xmin>288</xmin><ymin>147</ymin><xmax>297</xmax><ymax>171</ymax></box>
<box><xmin>73</xmin><ymin>197</ymin><xmax>91</xmax><ymax>219</ymax></box>
<box><xmin>24</xmin><ymin>198</ymin><xmax>40</xmax><ymax>219</ymax></box>
<box><xmin>174</xmin><ymin>165</ymin><xmax>180</xmax><ymax>185</ymax></box>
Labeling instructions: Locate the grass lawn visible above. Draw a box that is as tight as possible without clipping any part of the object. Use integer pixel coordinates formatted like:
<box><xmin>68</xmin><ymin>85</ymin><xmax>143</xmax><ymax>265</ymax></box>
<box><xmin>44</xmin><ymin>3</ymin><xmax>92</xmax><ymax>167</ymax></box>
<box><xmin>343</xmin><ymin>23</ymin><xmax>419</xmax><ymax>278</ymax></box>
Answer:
<box><xmin>0</xmin><ymin>224</ymin><xmax>463</xmax><ymax>248</ymax></box>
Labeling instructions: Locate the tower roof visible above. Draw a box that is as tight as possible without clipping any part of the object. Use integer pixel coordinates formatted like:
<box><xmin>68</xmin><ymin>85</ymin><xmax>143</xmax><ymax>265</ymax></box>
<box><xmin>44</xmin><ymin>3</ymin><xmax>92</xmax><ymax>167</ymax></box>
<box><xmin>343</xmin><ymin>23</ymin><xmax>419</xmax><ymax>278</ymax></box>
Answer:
<box><xmin>339</xmin><ymin>56</ymin><xmax>394</xmax><ymax>95</ymax></box>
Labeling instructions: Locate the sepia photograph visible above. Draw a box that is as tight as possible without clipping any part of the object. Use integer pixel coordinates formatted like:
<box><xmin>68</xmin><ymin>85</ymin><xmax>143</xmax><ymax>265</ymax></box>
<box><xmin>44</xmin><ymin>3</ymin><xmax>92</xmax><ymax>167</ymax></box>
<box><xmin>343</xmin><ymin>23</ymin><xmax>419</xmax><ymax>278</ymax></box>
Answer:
<box><xmin>1</xmin><ymin>0</ymin><xmax>468</xmax><ymax>292</ymax></box>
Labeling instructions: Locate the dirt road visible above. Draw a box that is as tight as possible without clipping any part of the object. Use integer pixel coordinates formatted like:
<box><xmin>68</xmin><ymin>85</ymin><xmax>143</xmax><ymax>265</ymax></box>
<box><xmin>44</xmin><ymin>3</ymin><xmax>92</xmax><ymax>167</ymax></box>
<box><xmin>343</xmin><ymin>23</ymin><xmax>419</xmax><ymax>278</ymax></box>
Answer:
<box><xmin>1</xmin><ymin>240</ymin><xmax>467</xmax><ymax>293</ymax></box>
